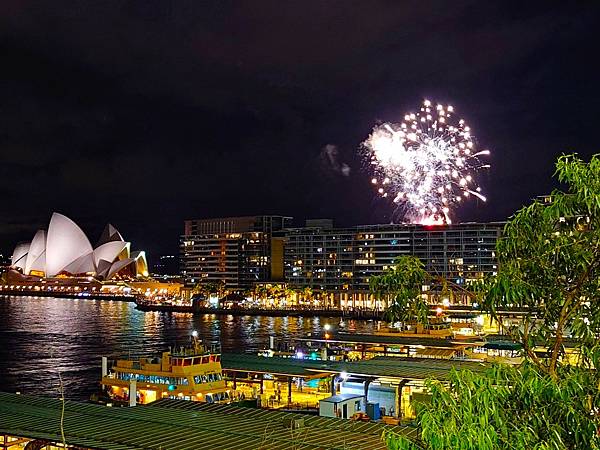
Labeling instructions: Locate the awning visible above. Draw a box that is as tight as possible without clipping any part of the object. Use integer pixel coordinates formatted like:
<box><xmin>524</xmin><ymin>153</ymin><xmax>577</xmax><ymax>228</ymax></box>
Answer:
<box><xmin>414</xmin><ymin>348</ymin><xmax>457</xmax><ymax>359</ymax></box>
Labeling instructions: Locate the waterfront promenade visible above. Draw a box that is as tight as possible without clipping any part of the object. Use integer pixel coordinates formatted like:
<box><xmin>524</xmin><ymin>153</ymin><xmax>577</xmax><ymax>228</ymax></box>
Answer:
<box><xmin>136</xmin><ymin>301</ymin><xmax>384</xmax><ymax>319</ymax></box>
<box><xmin>1</xmin><ymin>288</ymin><xmax>384</xmax><ymax>319</ymax></box>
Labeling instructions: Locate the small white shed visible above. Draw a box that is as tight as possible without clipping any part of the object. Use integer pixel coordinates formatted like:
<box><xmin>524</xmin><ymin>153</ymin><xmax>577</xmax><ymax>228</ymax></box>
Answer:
<box><xmin>319</xmin><ymin>394</ymin><xmax>363</xmax><ymax>419</ymax></box>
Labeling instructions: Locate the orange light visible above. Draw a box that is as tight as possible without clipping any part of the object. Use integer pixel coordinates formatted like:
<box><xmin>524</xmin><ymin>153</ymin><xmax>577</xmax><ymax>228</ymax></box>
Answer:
<box><xmin>325</xmin><ymin>333</ymin><xmax>330</xmax><ymax>339</ymax></box>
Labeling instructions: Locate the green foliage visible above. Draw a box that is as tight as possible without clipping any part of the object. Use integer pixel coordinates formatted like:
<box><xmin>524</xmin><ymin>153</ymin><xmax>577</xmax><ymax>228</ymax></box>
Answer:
<box><xmin>386</xmin><ymin>154</ymin><xmax>600</xmax><ymax>449</ymax></box>
<box><xmin>386</xmin><ymin>364</ymin><xmax>600</xmax><ymax>450</ymax></box>
<box><xmin>301</xmin><ymin>286</ymin><xmax>314</xmax><ymax>301</ymax></box>
<box><xmin>193</xmin><ymin>280</ymin><xmax>226</xmax><ymax>298</ymax></box>
<box><xmin>482</xmin><ymin>154</ymin><xmax>600</xmax><ymax>376</ymax></box>
<box><xmin>370</xmin><ymin>256</ymin><xmax>430</xmax><ymax>325</ymax></box>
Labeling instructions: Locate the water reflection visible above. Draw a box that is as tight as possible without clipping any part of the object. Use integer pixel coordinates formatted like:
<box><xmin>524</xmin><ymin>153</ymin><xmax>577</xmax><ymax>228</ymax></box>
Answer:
<box><xmin>0</xmin><ymin>295</ymin><xmax>377</xmax><ymax>400</ymax></box>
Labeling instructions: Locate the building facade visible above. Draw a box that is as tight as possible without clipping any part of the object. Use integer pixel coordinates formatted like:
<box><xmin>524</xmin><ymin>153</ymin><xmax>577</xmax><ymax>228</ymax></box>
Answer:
<box><xmin>180</xmin><ymin>216</ymin><xmax>292</xmax><ymax>289</ymax></box>
<box><xmin>284</xmin><ymin>221</ymin><xmax>504</xmax><ymax>307</ymax></box>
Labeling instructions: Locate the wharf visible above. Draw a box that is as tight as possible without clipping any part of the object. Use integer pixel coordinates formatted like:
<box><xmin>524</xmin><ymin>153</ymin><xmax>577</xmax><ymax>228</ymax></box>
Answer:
<box><xmin>296</xmin><ymin>332</ymin><xmax>484</xmax><ymax>348</ymax></box>
<box><xmin>0</xmin><ymin>392</ymin><xmax>416</xmax><ymax>450</ymax></box>
<box><xmin>221</xmin><ymin>353</ymin><xmax>487</xmax><ymax>382</ymax></box>
<box><xmin>135</xmin><ymin>302</ymin><xmax>384</xmax><ymax>319</ymax></box>
<box><xmin>0</xmin><ymin>290</ymin><xmax>137</xmax><ymax>302</ymax></box>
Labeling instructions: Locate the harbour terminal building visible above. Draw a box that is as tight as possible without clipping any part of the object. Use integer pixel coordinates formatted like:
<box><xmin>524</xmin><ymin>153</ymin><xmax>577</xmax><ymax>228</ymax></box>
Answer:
<box><xmin>181</xmin><ymin>216</ymin><xmax>504</xmax><ymax>308</ymax></box>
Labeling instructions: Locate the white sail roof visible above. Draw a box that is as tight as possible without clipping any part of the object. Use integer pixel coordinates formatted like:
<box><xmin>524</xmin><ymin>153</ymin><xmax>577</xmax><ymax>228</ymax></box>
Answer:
<box><xmin>93</xmin><ymin>241</ymin><xmax>130</xmax><ymax>268</ymax></box>
<box><xmin>97</xmin><ymin>223</ymin><xmax>125</xmax><ymax>246</ymax></box>
<box><xmin>107</xmin><ymin>258</ymin><xmax>134</xmax><ymax>279</ymax></box>
<box><xmin>45</xmin><ymin>213</ymin><xmax>94</xmax><ymax>277</ymax></box>
<box><xmin>62</xmin><ymin>252</ymin><xmax>96</xmax><ymax>275</ymax></box>
<box><xmin>11</xmin><ymin>242</ymin><xmax>30</xmax><ymax>269</ymax></box>
<box><xmin>97</xmin><ymin>259</ymin><xmax>113</xmax><ymax>279</ymax></box>
<box><xmin>28</xmin><ymin>252</ymin><xmax>46</xmax><ymax>275</ymax></box>
<box><xmin>25</xmin><ymin>230</ymin><xmax>46</xmax><ymax>275</ymax></box>
<box><xmin>9</xmin><ymin>212</ymin><xmax>147</xmax><ymax>279</ymax></box>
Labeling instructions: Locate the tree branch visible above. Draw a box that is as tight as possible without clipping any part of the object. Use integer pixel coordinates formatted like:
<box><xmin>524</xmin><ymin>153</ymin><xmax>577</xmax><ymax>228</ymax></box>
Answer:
<box><xmin>548</xmin><ymin>242</ymin><xmax>600</xmax><ymax>377</ymax></box>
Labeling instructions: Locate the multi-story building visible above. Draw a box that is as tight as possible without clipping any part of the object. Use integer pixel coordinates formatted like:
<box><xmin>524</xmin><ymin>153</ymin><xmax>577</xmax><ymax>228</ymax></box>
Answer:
<box><xmin>284</xmin><ymin>221</ymin><xmax>504</xmax><ymax>307</ymax></box>
<box><xmin>180</xmin><ymin>216</ymin><xmax>292</xmax><ymax>290</ymax></box>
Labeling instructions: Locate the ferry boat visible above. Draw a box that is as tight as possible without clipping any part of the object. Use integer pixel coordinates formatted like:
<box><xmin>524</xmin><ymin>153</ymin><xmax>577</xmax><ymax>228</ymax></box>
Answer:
<box><xmin>100</xmin><ymin>336</ymin><xmax>232</xmax><ymax>405</ymax></box>
<box><xmin>375</xmin><ymin>319</ymin><xmax>453</xmax><ymax>339</ymax></box>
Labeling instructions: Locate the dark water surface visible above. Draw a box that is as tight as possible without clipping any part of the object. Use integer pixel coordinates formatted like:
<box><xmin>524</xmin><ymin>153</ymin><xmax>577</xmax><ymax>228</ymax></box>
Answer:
<box><xmin>0</xmin><ymin>295</ymin><xmax>377</xmax><ymax>400</ymax></box>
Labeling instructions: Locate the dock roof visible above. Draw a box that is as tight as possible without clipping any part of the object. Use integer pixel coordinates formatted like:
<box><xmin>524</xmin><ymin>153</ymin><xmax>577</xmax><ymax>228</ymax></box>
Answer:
<box><xmin>221</xmin><ymin>354</ymin><xmax>488</xmax><ymax>381</ymax></box>
<box><xmin>319</xmin><ymin>394</ymin><xmax>364</xmax><ymax>404</ymax></box>
<box><xmin>0</xmin><ymin>392</ymin><xmax>416</xmax><ymax>450</ymax></box>
<box><xmin>295</xmin><ymin>332</ymin><xmax>483</xmax><ymax>348</ymax></box>
<box><xmin>221</xmin><ymin>353</ymin><xmax>337</xmax><ymax>377</ymax></box>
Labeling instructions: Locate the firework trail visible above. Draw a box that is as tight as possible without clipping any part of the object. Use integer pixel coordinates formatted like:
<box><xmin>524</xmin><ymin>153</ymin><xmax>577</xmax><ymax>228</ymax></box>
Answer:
<box><xmin>363</xmin><ymin>99</ymin><xmax>490</xmax><ymax>224</ymax></box>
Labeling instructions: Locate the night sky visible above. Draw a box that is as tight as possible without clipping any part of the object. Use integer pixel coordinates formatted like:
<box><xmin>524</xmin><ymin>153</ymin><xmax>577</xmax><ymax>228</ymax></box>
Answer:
<box><xmin>1</xmin><ymin>2</ymin><xmax>599</xmax><ymax>261</ymax></box>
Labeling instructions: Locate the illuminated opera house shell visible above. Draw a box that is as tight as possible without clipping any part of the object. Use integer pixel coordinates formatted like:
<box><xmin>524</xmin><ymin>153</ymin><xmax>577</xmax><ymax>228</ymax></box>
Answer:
<box><xmin>10</xmin><ymin>213</ymin><xmax>148</xmax><ymax>280</ymax></box>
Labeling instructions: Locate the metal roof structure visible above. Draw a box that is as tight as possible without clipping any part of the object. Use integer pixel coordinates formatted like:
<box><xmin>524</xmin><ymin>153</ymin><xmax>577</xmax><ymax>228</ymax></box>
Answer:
<box><xmin>221</xmin><ymin>353</ymin><xmax>337</xmax><ymax>377</ymax></box>
<box><xmin>326</xmin><ymin>356</ymin><xmax>487</xmax><ymax>381</ymax></box>
<box><xmin>221</xmin><ymin>354</ymin><xmax>487</xmax><ymax>381</ymax></box>
<box><xmin>295</xmin><ymin>332</ymin><xmax>483</xmax><ymax>349</ymax></box>
<box><xmin>413</xmin><ymin>348</ymin><xmax>458</xmax><ymax>359</ymax></box>
<box><xmin>0</xmin><ymin>392</ymin><xmax>417</xmax><ymax>450</ymax></box>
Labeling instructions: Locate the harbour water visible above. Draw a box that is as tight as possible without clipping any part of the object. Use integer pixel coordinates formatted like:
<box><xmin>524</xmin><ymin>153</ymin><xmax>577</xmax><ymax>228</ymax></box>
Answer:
<box><xmin>0</xmin><ymin>295</ymin><xmax>378</xmax><ymax>400</ymax></box>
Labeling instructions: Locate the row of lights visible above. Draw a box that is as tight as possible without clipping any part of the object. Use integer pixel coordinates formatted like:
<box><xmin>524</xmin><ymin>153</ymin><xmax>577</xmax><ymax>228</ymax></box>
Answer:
<box><xmin>1</xmin><ymin>284</ymin><xmax>132</xmax><ymax>294</ymax></box>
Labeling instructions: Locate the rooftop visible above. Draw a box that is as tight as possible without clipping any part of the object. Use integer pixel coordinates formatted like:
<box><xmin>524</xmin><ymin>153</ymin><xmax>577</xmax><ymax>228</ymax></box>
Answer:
<box><xmin>319</xmin><ymin>394</ymin><xmax>364</xmax><ymax>404</ymax></box>
<box><xmin>221</xmin><ymin>354</ymin><xmax>488</xmax><ymax>381</ymax></box>
<box><xmin>0</xmin><ymin>392</ymin><xmax>416</xmax><ymax>450</ymax></box>
<box><xmin>295</xmin><ymin>332</ymin><xmax>483</xmax><ymax>348</ymax></box>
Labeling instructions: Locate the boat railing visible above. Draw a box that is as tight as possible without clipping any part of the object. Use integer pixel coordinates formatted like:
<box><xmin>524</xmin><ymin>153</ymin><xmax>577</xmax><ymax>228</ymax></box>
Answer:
<box><xmin>171</xmin><ymin>342</ymin><xmax>222</xmax><ymax>357</ymax></box>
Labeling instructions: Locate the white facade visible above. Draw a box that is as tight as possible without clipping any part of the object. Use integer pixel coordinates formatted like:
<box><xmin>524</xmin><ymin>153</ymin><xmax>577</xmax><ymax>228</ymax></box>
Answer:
<box><xmin>319</xmin><ymin>394</ymin><xmax>363</xmax><ymax>419</ymax></box>
<box><xmin>24</xmin><ymin>230</ymin><xmax>46</xmax><ymax>275</ymax></box>
<box><xmin>11</xmin><ymin>242</ymin><xmax>30</xmax><ymax>270</ymax></box>
<box><xmin>9</xmin><ymin>212</ymin><xmax>148</xmax><ymax>280</ymax></box>
<box><xmin>45</xmin><ymin>213</ymin><xmax>94</xmax><ymax>277</ymax></box>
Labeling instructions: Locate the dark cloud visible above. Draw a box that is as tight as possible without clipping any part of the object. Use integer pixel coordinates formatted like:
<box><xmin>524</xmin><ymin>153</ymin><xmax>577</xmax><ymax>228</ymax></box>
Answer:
<box><xmin>0</xmin><ymin>1</ymin><xmax>599</xmax><ymax>259</ymax></box>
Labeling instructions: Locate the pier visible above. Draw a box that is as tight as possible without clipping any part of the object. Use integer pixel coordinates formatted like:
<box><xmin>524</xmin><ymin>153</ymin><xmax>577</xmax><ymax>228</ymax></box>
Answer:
<box><xmin>0</xmin><ymin>392</ymin><xmax>416</xmax><ymax>450</ymax></box>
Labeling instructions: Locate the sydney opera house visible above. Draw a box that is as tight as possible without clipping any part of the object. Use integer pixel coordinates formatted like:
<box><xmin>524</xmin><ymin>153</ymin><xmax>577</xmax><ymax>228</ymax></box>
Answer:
<box><xmin>9</xmin><ymin>213</ymin><xmax>148</xmax><ymax>280</ymax></box>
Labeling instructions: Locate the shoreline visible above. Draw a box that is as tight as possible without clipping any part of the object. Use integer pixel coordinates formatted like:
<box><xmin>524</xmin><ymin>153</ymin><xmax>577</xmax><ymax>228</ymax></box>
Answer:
<box><xmin>0</xmin><ymin>291</ymin><xmax>383</xmax><ymax>319</ymax></box>
<box><xmin>135</xmin><ymin>302</ymin><xmax>384</xmax><ymax>320</ymax></box>
<box><xmin>0</xmin><ymin>290</ymin><xmax>137</xmax><ymax>302</ymax></box>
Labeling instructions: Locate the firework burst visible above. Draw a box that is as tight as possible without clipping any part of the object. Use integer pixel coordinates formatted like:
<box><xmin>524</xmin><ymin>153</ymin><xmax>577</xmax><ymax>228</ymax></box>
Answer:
<box><xmin>363</xmin><ymin>99</ymin><xmax>490</xmax><ymax>224</ymax></box>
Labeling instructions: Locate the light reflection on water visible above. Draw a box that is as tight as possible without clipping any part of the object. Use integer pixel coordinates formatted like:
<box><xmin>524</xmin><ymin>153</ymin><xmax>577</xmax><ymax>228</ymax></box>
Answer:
<box><xmin>0</xmin><ymin>295</ymin><xmax>377</xmax><ymax>400</ymax></box>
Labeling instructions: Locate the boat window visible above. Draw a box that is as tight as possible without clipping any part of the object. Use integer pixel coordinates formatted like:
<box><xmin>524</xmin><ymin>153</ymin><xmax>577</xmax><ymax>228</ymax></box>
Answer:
<box><xmin>192</xmin><ymin>357</ymin><xmax>201</xmax><ymax>365</ymax></box>
<box><xmin>209</xmin><ymin>355</ymin><xmax>215</xmax><ymax>363</ymax></box>
<box><xmin>194</xmin><ymin>376</ymin><xmax>201</xmax><ymax>384</ymax></box>
<box><xmin>183</xmin><ymin>358</ymin><xmax>192</xmax><ymax>366</ymax></box>
<box><xmin>201</xmin><ymin>375</ymin><xmax>208</xmax><ymax>383</ymax></box>
<box><xmin>214</xmin><ymin>355</ymin><xmax>221</xmax><ymax>362</ymax></box>
<box><xmin>202</xmin><ymin>356</ymin><xmax>209</xmax><ymax>364</ymax></box>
